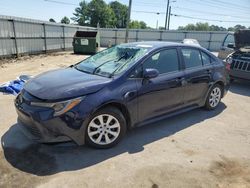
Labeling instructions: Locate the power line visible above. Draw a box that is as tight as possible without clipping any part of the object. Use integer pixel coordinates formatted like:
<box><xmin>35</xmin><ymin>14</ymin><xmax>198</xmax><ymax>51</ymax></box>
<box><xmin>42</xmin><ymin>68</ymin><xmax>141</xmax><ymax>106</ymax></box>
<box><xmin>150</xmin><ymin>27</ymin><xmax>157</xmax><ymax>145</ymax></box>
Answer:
<box><xmin>185</xmin><ymin>0</ymin><xmax>250</xmax><ymax>13</ymax></box>
<box><xmin>133</xmin><ymin>8</ymin><xmax>250</xmax><ymax>21</ymax></box>
<box><xmin>132</xmin><ymin>10</ymin><xmax>165</xmax><ymax>14</ymax></box>
<box><xmin>171</xmin><ymin>6</ymin><xmax>250</xmax><ymax>19</ymax></box>
<box><xmin>134</xmin><ymin>0</ymin><xmax>250</xmax><ymax>19</ymax></box>
<box><xmin>205</xmin><ymin>0</ymin><xmax>250</xmax><ymax>11</ymax></box>
<box><xmin>133</xmin><ymin>3</ymin><xmax>164</xmax><ymax>8</ymax></box>
<box><xmin>134</xmin><ymin>2</ymin><xmax>165</xmax><ymax>6</ymax></box>
<box><xmin>171</xmin><ymin>13</ymin><xmax>250</xmax><ymax>23</ymax></box>
<box><xmin>43</xmin><ymin>0</ymin><xmax>78</xmax><ymax>6</ymax></box>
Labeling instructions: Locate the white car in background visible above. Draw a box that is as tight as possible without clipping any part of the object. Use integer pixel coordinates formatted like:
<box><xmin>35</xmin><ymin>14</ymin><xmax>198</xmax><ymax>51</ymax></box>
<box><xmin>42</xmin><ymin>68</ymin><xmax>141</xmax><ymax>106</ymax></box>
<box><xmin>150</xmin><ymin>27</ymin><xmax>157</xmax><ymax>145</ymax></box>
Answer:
<box><xmin>182</xmin><ymin>38</ymin><xmax>201</xmax><ymax>47</ymax></box>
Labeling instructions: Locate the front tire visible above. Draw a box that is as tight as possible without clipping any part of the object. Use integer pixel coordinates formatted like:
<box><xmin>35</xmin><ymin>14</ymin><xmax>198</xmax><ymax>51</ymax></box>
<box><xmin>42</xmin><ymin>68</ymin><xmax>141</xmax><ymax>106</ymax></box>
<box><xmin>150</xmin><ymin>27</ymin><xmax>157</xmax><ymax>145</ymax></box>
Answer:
<box><xmin>85</xmin><ymin>107</ymin><xmax>126</xmax><ymax>149</ymax></box>
<box><xmin>204</xmin><ymin>84</ymin><xmax>222</xmax><ymax>110</ymax></box>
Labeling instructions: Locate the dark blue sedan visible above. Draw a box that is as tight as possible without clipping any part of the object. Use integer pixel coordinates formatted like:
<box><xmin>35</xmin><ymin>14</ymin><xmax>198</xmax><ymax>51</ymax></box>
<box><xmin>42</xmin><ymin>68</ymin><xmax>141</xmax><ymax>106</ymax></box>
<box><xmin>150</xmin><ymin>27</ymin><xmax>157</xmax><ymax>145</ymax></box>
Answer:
<box><xmin>15</xmin><ymin>42</ymin><xmax>229</xmax><ymax>148</ymax></box>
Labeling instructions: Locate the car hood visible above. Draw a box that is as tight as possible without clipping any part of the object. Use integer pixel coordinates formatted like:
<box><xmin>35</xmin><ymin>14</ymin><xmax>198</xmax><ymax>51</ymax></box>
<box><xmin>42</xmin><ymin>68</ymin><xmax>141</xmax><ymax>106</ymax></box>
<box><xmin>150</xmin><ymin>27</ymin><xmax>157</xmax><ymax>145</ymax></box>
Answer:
<box><xmin>234</xmin><ymin>30</ymin><xmax>250</xmax><ymax>49</ymax></box>
<box><xmin>24</xmin><ymin>67</ymin><xmax>111</xmax><ymax>101</ymax></box>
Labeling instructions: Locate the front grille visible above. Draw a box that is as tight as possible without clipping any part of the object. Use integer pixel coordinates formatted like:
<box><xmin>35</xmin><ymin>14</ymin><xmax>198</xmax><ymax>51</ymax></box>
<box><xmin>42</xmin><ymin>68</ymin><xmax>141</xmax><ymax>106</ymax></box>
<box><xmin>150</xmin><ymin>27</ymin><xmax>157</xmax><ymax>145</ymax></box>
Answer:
<box><xmin>24</xmin><ymin>123</ymin><xmax>42</xmax><ymax>139</ymax></box>
<box><xmin>231</xmin><ymin>59</ymin><xmax>250</xmax><ymax>72</ymax></box>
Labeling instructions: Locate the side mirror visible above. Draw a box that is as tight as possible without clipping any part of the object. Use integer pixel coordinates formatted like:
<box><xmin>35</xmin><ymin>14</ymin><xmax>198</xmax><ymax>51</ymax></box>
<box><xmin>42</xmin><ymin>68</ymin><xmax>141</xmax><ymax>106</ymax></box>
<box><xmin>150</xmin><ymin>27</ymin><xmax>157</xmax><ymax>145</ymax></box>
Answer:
<box><xmin>144</xmin><ymin>68</ymin><xmax>159</xmax><ymax>79</ymax></box>
<box><xmin>227</xmin><ymin>43</ymin><xmax>235</xmax><ymax>49</ymax></box>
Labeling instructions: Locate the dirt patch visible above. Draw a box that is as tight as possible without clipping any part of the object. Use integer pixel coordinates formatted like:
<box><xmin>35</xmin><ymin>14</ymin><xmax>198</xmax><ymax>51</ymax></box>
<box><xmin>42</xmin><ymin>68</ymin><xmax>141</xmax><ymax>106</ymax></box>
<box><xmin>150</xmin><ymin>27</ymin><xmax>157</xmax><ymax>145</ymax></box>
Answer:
<box><xmin>183</xmin><ymin>149</ymin><xmax>198</xmax><ymax>156</ymax></box>
<box><xmin>130</xmin><ymin>164</ymin><xmax>215</xmax><ymax>188</ymax></box>
<box><xmin>0</xmin><ymin>51</ymin><xmax>86</xmax><ymax>84</ymax></box>
<box><xmin>0</xmin><ymin>52</ymin><xmax>73</xmax><ymax>66</ymax></box>
<box><xmin>0</xmin><ymin>149</ymin><xmax>45</xmax><ymax>188</ymax></box>
<box><xmin>128</xmin><ymin>157</ymin><xmax>250</xmax><ymax>188</ymax></box>
<box><xmin>209</xmin><ymin>156</ymin><xmax>250</xmax><ymax>187</ymax></box>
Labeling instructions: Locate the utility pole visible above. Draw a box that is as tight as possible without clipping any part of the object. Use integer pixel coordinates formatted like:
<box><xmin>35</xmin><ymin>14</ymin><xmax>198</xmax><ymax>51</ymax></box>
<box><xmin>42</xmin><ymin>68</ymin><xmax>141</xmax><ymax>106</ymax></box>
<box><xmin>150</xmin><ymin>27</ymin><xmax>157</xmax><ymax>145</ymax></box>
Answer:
<box><xmin>164</xmin><ymin>0</ymin><xmax>170</xmax><ymax>30</ymax></box>
<box><xmin>167</xmin><ymin>6</ymin><xmax>171</xmax><ymax>30</ymax></box>
<box><xmin>125</xmin><ymin>0</ymin><xmax>132</xmax><ymax>43</ymax></box>
<box><xmin>156</xmin><ymin>12</ymin><xmax>160</xmax><ymax>29</ymax></box>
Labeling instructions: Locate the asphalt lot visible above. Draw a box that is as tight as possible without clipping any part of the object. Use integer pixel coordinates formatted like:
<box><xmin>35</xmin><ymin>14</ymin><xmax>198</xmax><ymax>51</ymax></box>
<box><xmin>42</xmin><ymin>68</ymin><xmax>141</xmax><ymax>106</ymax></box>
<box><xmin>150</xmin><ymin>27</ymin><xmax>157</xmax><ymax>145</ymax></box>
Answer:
<box><xmin>0</xmin><ymin>52</ymin><xmax>250</xmax><ymax>188</ymax></box>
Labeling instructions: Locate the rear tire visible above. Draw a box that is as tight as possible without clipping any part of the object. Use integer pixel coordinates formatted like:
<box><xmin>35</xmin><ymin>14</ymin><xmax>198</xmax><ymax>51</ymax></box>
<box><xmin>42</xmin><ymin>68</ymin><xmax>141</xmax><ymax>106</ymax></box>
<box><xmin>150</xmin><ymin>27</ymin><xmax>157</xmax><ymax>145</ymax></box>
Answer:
<box><xmin>85</xmin><ymin>107</ymin><xmax>126</xmax><ymax>149</ymax></box>
<box><xmin>204</xmin><ymin>84</ymin><xmax>222</xmax><ymax>110</ymax></box>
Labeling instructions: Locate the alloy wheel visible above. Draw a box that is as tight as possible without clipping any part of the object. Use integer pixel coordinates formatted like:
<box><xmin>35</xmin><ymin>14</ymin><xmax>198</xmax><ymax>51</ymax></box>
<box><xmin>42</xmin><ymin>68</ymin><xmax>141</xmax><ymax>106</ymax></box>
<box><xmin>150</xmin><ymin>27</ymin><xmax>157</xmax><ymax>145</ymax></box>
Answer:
<box><xmin>87</xmin><ymin>114</ymin><xmax>121</xmax><ymax>145</ymax></box>
<box><xmin>209</xmin><ymin>87</ymin><xmax>221</xmax><ymax>108</ymax></box>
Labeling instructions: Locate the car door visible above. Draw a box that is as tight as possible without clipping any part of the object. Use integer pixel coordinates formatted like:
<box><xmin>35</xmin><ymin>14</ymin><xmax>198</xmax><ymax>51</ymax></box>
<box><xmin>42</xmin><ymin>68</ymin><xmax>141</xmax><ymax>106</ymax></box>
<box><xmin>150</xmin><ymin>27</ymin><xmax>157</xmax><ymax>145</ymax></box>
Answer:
<box><xmin>180</xmin><ymin>48</ymin><xmax>212</xmax><ymax>105</ymax></box>
<box><xmin>134</xmin><ymin>48</ymin><xmax>186</xmax><ymax>122</ymax></box>
<box><xmin>218</xmin><ymin>33</ymin><xmax>235</xmax><ymax>60</ymax></box>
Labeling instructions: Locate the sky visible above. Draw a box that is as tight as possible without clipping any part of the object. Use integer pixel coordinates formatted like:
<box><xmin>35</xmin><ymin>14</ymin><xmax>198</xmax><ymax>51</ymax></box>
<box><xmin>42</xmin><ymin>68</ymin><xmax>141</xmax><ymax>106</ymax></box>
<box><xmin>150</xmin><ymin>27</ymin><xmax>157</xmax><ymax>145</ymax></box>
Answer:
<box><xmin>0</xmin><ymin>0</ymin><xmax>250</xmax><ymax>29</ymax></box>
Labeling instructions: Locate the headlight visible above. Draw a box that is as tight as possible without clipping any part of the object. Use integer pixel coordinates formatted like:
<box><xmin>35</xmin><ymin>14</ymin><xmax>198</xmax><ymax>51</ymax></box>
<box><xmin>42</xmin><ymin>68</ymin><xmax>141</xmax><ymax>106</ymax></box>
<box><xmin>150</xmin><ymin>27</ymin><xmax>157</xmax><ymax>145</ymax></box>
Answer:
<box><xmin>31</xmin><ymin>97</ymin><xmax>84</xmax><ymax>116</ymax></box>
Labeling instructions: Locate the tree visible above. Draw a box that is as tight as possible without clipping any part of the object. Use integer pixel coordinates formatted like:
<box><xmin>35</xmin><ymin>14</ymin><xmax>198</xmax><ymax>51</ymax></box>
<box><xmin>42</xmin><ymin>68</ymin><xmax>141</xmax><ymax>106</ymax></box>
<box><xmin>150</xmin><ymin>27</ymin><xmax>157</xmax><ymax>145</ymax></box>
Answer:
<box><xmin>61</xmin><ymin>16</ymin><xmax>70</xmax><ymax>24</ymax></box>
<box><xmin>177</xmin><ymin>22</ymin><xmax>238</xmax><ymax>31</ymax></box>
<box><xmin>234</xmin><ymin>24</ymin><xmax>246</xmax><ymax>31</ymax></box>
<box><xmin>209</xmin><ymin>25</ymin><xmax>227</xmax><ymax>31</ymax></box>
<box><xmin>129</xmin><ymin>20</ymin><xmax>148</xmax><ymax>29</ymax></box>
<box><xmin>88</xmin><ymin>0</ymin><xmax>116</xmax><ymax>27</ymax></box>
<box><xmin>49</xmin><ymin>18</ymin><xmax>56</xmax><ymax>22</ymax></box>
<box><xmin>110</xmin><ymin>1</ymin><xmax>128</xmax><ymax>28</ymax></box>
<box><xmin>71</xmin><ymin>1</ymin><xmax>90</xmax><ymax>26</ymax></box>
<box><xmin>178</xmin><ymin>23</ymin><xmax>196</xmax><ymax>30</ymax></box>
<box><xmin>72</xmin><ymin>0</ymin><xmax>116</xmax><ymax>27</ymax></box>
<box><xmin>139</xmin><ymin>21</ymin><xmax>147</xmax><ymax>29</ymax></box>
<box><xmin>129</xmin><ymin>21</ymin><xmax>140</xmax><ymax>29</ymax></box>
<box><xmin>195</xmin><ymin>22</ymin><xmax>209</xmax><ymax>31</ymax></box>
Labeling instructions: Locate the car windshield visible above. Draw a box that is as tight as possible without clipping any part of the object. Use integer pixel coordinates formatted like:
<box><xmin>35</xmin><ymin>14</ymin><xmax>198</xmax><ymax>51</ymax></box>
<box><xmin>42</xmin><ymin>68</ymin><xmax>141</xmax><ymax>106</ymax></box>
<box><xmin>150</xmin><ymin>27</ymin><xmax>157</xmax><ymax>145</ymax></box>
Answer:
<box><xmin>75</xmin><ymin>46</ymin><xmax>149</xmax><ymax>77</ymax></box>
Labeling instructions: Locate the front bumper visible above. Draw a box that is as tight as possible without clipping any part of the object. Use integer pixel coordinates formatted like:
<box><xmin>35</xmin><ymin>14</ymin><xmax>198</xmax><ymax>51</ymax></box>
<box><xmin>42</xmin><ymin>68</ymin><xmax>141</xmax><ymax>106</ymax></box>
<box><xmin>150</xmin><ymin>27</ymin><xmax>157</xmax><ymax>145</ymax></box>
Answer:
<box><xmin>16</xmin><ymin>108</ymin><xmax>71</xmax><ymax>143</ymax></box>
<box><xmin>230</xmin><ymin>69</ymin><xmax>250</xmax><ymax>80</ymax></box>
<box><xmin>15</xmin><ymin>100</ymin><xmax>88</xmax><ymax>145</ymax></box>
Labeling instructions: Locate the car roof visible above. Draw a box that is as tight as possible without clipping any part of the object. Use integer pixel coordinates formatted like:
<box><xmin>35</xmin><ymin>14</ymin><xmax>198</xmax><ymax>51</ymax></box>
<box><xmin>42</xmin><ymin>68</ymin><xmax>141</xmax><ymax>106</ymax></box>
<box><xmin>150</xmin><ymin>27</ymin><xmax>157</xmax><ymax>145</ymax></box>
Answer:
<box><xmin>119</xmin><ymin>41</ymin><xmax>202</xmax><ymax>50</ymax></box>
<box><xmin>118</xmin><ymin>41</ymin><xmax>217</xmax><ymax>59</ymax></box>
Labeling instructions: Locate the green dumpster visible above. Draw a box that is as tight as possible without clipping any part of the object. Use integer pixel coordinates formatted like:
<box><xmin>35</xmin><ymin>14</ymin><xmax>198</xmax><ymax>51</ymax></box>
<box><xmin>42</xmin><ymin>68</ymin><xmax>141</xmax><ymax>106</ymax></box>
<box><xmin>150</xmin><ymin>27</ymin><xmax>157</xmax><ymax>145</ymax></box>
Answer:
<box><xmin>73</xmin><ymin>31</ymin><xmax>100</xmax><ymax>54</ymax></box>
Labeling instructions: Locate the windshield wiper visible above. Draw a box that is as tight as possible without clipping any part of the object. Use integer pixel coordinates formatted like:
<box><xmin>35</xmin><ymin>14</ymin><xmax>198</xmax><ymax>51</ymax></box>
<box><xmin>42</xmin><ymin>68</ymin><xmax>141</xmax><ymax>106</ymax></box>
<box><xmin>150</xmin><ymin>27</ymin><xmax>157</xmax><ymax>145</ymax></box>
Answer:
<box><xmin>94</xmin><ymin>53</ymin><xmax>133</xmax><ymax>75</ymax></box>
<box><xmin>92</xmin><ymin>59</ymin><xmax>117</xmax><ymax>75</ymax></box>
<box><xmin>109</xmin><ymin>55</ymin><xmax>134</xmax><ymax>78</ymax></box>
<box><xmin>74</xmin><ymin>65</ymin><xmax>92</xmax><ymax>74</ymax></box>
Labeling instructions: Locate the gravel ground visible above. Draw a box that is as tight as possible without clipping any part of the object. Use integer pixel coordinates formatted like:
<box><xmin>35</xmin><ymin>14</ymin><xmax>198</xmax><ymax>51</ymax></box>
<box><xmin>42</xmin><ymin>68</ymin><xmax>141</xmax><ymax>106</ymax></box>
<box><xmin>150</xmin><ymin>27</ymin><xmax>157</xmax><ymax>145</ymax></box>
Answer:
<box><xmin>0</xmin><ymin>51</ymin><xmax>250</xmax><ymax>188</ymax></box>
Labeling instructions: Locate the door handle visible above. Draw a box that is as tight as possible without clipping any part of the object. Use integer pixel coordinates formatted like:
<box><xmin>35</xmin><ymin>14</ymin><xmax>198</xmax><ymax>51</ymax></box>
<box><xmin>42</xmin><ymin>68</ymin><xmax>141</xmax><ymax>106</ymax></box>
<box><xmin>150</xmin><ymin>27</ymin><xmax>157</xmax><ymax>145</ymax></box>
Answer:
<box><xmin>176</xmin><ymin>77</ymin><xmax>187</xmax><ymax>86</ymax></box>
<box><xmin>206</xmin><ymin>69</ymin><xmax>212</xmax><ymax>73</ymax></box>
<box><xmin>124</xmin><ymin>90</ymin><xmax>136</xmax><ymax>99</ymax></box>
<box><xmin>181</xmin><ymin>79</ymin><xmax>187</xmax><ymax>86</ymax></box>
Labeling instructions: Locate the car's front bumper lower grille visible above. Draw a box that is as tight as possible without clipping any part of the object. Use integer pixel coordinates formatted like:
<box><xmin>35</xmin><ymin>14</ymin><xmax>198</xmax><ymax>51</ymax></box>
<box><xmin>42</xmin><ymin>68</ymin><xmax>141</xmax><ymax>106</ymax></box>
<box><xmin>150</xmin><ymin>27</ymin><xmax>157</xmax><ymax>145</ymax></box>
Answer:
<box><xmin>23</xmin><ymin>122</ymin><xmax>42</xmax><ymax>139</ymax></box>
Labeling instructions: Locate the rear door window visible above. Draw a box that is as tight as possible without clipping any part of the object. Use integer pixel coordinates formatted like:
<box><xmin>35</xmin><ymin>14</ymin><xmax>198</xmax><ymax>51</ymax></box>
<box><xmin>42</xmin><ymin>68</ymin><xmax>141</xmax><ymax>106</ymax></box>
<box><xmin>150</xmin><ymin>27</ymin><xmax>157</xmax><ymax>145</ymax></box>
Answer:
<box><xmin>181</xmin><ymin>48</ymin><xmax>202</xmax><ymax>69</ymax></box>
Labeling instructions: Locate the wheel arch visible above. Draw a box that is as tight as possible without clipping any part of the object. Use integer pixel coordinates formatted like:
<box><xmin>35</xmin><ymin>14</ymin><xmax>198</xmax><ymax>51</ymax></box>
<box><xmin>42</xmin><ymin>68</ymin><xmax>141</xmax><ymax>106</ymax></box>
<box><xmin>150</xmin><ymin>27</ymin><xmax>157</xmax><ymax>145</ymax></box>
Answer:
<box><xmin>202</xmin><ymin>80</ymin><xmax>225</xmax><ymax>106</ymax></box>
<box><xmin>94</xmin><ymin>101</ymin><xmax>132</xmax><ymax>129</ymax></box>
<box><xmin>213</xmin><ymin>80</ymin><xmax>225</xmax><ymax>96</ymax></box>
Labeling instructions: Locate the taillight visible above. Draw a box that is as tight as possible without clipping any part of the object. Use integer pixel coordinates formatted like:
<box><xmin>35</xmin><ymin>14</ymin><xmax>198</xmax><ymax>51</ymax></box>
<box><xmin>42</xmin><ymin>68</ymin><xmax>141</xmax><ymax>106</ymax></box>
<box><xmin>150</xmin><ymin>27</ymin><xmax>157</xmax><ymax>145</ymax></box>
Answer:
<box><xmin>226</xmin><ymin>63</ymin><xmax>231</xmax><ymax>71</ymax></box>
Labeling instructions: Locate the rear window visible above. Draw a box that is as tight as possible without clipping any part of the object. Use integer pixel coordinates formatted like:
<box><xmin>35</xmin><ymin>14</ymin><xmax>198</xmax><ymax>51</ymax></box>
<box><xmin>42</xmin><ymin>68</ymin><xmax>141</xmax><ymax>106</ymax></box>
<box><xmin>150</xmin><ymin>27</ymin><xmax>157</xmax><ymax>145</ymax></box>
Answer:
<box><xmin>181</xmin><ymin>48</ymin><xmax>202</xmax><ymax>69</ymax></box>
<box><xmin>201</xmin><ymin>51</ymin><xmax>211</xmax><ymax>65</ymax></box>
